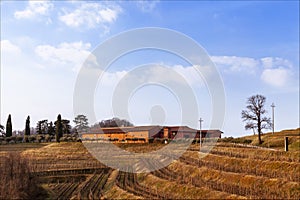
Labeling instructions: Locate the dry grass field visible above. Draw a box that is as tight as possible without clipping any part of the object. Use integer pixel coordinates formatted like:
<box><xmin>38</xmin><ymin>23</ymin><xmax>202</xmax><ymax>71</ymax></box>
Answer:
<box><xmin>221</xmin><ymin>128</ymin><xmax>300</xmax><ymax>151</ymax></box>
<box><xmin>0</xmin><ymin>128</ymin><xmax>299</xmax><ymax>199</ymax></box>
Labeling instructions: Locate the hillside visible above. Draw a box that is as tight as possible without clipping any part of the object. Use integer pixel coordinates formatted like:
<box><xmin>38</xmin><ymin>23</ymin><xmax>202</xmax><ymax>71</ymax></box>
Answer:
<box><xmin>221</xmin><ymin>128</ymin><xmax>300</xmax><ymax>151</ymax></box>
<box><xmin>0</xmin><ymin>139</ymin><xmax>299</xmax><ymax>199</ymax></box>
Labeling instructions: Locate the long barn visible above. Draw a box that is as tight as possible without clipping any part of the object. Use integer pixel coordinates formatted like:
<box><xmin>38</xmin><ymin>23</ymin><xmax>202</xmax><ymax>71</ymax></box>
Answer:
<box><xmin>81</xmin><ymin>126</ymin><xmax>223</xmax><ymax>143</ymax></box>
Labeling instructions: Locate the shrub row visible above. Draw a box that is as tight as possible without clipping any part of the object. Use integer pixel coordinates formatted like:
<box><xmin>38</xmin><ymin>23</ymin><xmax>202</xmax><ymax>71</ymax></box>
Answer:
<box><xmin>0</xmin><ymin>134</ymin><xmax>81</xmax><ymax>144</ymax></box>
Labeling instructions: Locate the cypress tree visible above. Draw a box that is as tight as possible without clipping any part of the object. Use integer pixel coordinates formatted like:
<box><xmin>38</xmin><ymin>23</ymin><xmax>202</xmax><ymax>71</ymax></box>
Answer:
<box><xmin>6</xmin><ymin>114</ymin><xmax>12</xmax><ymax>137</ymax></box>
<box><xmin>24</xmin><ymin>116</ymin><xmax>30</xmax><ymax>142</ymax></box>
<box><xmin>56</xmin><ymin>114</ymin><xmax>62</xmax><ymax>143</ymax></box>
<box><xmin>25</xmin><ymin>116</ymin><xmax>30</xmax><ymax>136</ymax></box>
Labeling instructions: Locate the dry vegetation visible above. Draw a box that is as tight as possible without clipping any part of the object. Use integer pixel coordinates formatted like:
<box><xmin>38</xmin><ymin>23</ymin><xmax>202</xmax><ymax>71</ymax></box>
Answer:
<box><xmin>22</xmin><ymin>142</ymin><xmax>105</xmax><ymax>171</ymax></box>
<box><xmin>0</xmin><ymin>129</ymin><xmax>299</xmax><ymax>199</ymax></box>
<box><xmin>221</xmin><ymin>128</ymin><xmax>300</xmax><ymax>151</ymax></box>
<box><xmin>0</xmin><ymin>152</ymin><xmax>45</xmax><ymax>199</ymax></box>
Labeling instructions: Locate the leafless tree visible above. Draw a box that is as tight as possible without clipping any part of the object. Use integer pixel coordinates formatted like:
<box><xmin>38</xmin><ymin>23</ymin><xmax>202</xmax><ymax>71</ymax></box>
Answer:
<box><xmin>241</xmin><ymin>94</ymin><xmax>272</xmax><ymax>144</ymax></box>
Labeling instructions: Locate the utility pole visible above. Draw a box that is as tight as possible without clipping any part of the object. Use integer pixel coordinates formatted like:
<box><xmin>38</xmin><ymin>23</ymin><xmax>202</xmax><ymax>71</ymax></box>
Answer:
<box><xmin>271</xmin><ymin>103</ymin><xmax>275</xmax><ymax>135</ymax></box>
<box><xmin>199</xmin><ymin>118</ymin><xmax>203</xmax><ymax>149</ymax></box>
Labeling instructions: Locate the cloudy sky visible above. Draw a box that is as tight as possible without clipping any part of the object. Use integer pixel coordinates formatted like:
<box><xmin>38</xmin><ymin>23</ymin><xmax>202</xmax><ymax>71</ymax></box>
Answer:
<box><xmin>1</xmin><ymin>1</ymin><xmax>299</xmax><ymax>137</ymax></box>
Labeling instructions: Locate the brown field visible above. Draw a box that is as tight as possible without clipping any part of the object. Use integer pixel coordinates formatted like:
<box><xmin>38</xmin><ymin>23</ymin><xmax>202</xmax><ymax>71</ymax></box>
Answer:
<box><xmin>221</xmin><ymin>128</ymin><xmax>300</xmax><ymax>151</ymax></box>
<box><xmin>0</xmin><ymin>129</ymin><xmax>299</xmax><ymax>199</ymax></box>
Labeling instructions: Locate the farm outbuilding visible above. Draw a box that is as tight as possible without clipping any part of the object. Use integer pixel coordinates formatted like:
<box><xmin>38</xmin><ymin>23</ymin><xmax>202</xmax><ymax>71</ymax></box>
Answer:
<box><xmin>81</xmin><ymin>125</ymin><xmax>223</xmax><ymax>143</ymax></box>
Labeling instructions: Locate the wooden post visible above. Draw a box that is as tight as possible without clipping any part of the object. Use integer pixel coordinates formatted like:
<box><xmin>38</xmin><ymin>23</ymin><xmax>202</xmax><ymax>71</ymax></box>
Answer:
<box><xmin>284</xmin><ymin>137</ymin><xmax>288</xmax><ymax>152</ymax></box>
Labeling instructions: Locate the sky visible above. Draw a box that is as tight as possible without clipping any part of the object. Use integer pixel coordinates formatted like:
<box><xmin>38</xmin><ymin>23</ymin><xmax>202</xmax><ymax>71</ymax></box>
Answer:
<box><xmin>0</xmin><ymin>1</ymin><xmax>299</xmax><ymax>137</ymax></box>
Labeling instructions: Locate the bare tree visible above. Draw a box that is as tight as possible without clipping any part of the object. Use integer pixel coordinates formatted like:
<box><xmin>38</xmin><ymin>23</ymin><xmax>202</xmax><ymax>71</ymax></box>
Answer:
<box><xmin>241</xmin><ymin>94</ymin><xmax>272</xmax><ymax>144</ymax></box>
<box><xmin>98</xmin><ymin>117</ymin><xmax>133</xmax><ymax>128</ymax></box>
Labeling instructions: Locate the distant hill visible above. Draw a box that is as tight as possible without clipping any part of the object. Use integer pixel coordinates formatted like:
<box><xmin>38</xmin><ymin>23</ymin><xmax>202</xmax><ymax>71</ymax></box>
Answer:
<box><xmin>220</xmin><ymin>128</ymin><xmax>300</xmax><ymax>151</ymax></box>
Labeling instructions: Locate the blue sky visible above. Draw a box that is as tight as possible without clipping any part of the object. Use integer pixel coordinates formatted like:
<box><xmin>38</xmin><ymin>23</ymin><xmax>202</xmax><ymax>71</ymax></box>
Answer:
<box><xmin>1</xmin><ymin>1</ymin><xmax>299</xmax><ymax>137</ymax></box>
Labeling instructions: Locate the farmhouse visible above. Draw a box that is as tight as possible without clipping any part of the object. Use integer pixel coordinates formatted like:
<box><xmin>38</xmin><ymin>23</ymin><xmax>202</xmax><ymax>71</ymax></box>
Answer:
<box><xmin>81</xmin><ymin>125</ymin><xmax>223</xmax><ymax>143</ymax></box>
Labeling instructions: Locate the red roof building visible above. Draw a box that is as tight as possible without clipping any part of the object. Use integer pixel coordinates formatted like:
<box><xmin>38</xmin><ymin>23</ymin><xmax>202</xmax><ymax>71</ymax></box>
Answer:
<box><xmin>82</xmin><ymin>125</ymin><xmax>223</xmax><ymax>143</ymax></box>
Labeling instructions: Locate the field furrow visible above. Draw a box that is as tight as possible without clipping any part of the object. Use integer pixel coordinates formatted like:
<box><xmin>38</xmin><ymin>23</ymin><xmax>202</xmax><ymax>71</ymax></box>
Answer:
<box><xmin>181</xmin><ymin>151</ymin><xmax>300</xmax><ymax>182</ymax></box>
<box><xmin>116</xmin><ymin>171</ymin><xmax>170</xmax><ymax>199</ymax></box>
<box><xmin>103</xmin><ymin>185</ymin><xmax>144</xmax><ymax>199</ymax></box>
<box><xmin>77</xmin><ymin>168</ymin><xmax>111</xmax><ymax>199</ymax></box>
<box><xmin>171</xmin><ymin>160</ymin><xmax>299</xmax><ymax>199</ymax></box>
<box><xmin>189</xmin><ymin>144</ymin><xmax>299</xmax><ymax>162</ymax></box>
<box><xmin>141</xmin><ymin>174</ymin><xmax>245</xmax><ymax>199</ymax></box>
<box><xmin>1</xmin><ymin>141</ymin><xmax>298</xmax><ymax>199</ymax></box>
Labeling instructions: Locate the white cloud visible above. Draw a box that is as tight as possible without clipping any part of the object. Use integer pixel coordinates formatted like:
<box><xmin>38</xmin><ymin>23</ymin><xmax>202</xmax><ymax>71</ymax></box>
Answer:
<box><xmin>35</xmin><ymin>41</ymin><xmax>92</xmax><ymax>71</ymax></box>
<box><xmin>1</xmin><ymin>40</ymin><xmax>21</xmax><ymax>54</ymax></box>
<box><xmin>261</xmin><ymin>68</ymin><xmax>290</xmax><ymax>87</ymax></box>
<box><xmin>59</xmin><ymin>3</ymin><xmax>122</xmax><ymax>30</ymax></box>
<box><xmin>14</xmin><ymin>1</ymin><xmax>53</xmax><ymax>21</ymax></box>
<box><xmin>129</xmin><ymin>65</ymin><xmax>205</xmax><ymax>88</ymax></box>
<box><xmin>97</xmin><ymin>64</ymin><xmax>205</xmax><ymax>92</ymax></box>
<box><xmin>211</xmin><ymin>55</ymin><xmax>296</xmax><ymax>88</ymax></box>
<box><xmin>211</xmin><ymin>56</ymin><xmax>258</xmax><ymax>74</ymax></box>
<box><xmin>260</xmin><ymin>57</ymin><xmax>294</xmax><ymax>88</ymax></box>
<box><xmin>173</xmin><ymin>65</ymin><xmax>205</xmax><ymax>86</ymax></box>
<box><xmin>136</xmin><ymin>1</ymin><xmax>159</xmax><ymax>12</ymax></box>
<box><xmin>260</xmin><ymin>57</ymin><xmax>293</xmax><ymax>69</ymax></box>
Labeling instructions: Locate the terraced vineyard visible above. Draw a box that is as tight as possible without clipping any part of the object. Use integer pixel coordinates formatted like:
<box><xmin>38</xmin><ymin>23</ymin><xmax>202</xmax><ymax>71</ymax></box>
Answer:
<box><xmin>0</xmin><ymin>140</ymin><xmax>299</xmax><ymax>199</ymax></box>
<box><xmin>21</xmin><ymin>142</ymin><xmax>105</xmax><ymax>171</ymax></box>
<box><xmin>116</xmin><ymin>171</ymin><xmax>169</xmax><ymax>199</ymax></box>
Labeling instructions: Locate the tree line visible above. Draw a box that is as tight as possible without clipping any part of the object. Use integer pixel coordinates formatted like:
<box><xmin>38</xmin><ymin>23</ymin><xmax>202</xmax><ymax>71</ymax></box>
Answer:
<box><xmin>0</xmin><ymin>115</ymin><xmax>133</xmax><ymax>143</ymax></box>
<box><xmin>0</xmin><ymin>114</ymin><xmax>76</xmax><ymax>143</ymax></box>
<box><xmin>0</xmin><ymin>94</ymin><xmax>272</xmax><ymax>145</ymax></box>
